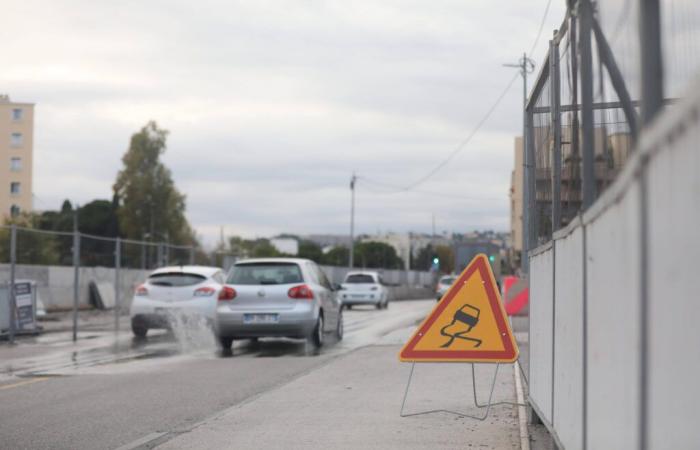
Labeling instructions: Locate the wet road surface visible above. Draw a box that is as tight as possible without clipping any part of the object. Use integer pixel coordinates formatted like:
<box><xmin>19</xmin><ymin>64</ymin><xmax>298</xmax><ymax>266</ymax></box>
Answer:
<box><xmin>0</xmin><ymin>300</ymin><xmax>432</xmax><ymax>450</ymax></box>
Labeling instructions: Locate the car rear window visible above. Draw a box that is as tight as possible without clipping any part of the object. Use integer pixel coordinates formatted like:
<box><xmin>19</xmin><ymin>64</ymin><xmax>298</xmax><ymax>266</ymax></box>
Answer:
<box><xmin>345</xmin><ymin>274</ymin><xmax>376</xmax><ymax>284</ymax></box>
<box><xmin>440</xmin><ymin>277</ymin><xmax>456</xmax><ymax>285</ymax></box>
<box><xmin>228</xmin><ymin>263</ymin><xmax>303</xmax><ymax>285</ymax></box>
<box><xmin>148</xmin><ymin>273</ymin><xmax>206</xmax><ymax>287</ymax></box>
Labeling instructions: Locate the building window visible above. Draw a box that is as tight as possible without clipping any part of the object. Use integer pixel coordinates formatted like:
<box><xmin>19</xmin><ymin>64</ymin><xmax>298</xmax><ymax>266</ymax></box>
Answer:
<box><xmin>10</xmin><ymin>205</ymin><xmax>20</xmax><ymax>217</ymax></box>
<box><xmin>10</xmin><ymin>182</ymin><xmax>20</xmax><ymax>195</ymax></box>
<box><xmin>11</xmin><ymin>133</ymin><xmax>23</xmax><ymax>146</ymax></box>
<box><xmin>12</xmin><ymin>108</ymin><xmax>23</xmax><ymax>121</ymax></box>
<box><xmin>10</xmin><ymin>157</ymin><xmax>21</xmax><ymax>171</ymax></box>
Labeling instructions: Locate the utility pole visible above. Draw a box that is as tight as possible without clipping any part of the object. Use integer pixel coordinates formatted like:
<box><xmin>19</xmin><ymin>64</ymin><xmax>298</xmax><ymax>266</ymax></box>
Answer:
<box><xmin>504</xmin><ymin>53</ymin><xmax>535</xmax><ymax>275</ymax></box>
<box><xmin>349</xmin><ymin>172</ymin><xmax>357</xmax><ymax>269</ymax></box>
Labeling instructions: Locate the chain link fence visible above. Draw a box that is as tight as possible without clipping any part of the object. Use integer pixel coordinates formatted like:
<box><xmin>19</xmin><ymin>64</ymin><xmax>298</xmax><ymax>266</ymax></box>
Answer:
<box><xmin>0</xmin><ymin>224</ymin><xmax>195</xmax><ymax>342</ymax></box>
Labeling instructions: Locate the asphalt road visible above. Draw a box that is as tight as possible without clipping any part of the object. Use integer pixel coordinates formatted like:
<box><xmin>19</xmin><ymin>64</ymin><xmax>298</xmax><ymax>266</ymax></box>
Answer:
<box><xmin>0</xmin><ymin>301</ymin><xmax>433</xmax><ymax>450</ymax></box>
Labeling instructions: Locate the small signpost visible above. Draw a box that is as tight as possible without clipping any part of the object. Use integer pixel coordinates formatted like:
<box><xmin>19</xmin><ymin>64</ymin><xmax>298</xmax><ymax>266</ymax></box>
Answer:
<box><xmin>14</xmin><ymin>281</ymin><xmax>36</xmax><ymax>332</ymax></box>
<box><xmin>398</xmin><ymin>254</ymin><xmax>520</xmax><ymax>419</ymax></box>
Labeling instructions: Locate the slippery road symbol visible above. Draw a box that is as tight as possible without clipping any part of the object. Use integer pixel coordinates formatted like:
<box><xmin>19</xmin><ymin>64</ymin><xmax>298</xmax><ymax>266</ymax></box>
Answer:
<box><xmin>439</xmin><ymin>303</ymin><xmax>482</xmax><ymax>348</ymax></box>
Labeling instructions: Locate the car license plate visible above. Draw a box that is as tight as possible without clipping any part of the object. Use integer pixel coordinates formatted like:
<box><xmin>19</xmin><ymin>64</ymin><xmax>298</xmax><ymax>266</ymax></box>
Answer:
<box><xmin>244</xmin><ymin>314</ymin><xmax>279</xmax><ymax>324</ymax></box>
<box><xmin>155</xmin><ymin>307</ymin><xmax>180</xmax><ymax>315</ymax></box>
<box><xmin>351</xmin><ymin>294</ymin><xmax>365</xmax><ymax>299</ymax></box>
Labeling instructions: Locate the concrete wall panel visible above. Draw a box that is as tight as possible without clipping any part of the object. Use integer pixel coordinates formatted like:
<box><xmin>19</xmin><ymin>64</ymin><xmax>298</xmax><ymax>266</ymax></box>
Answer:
<box><xmin>529</xmin><ymin>246</ymin><xmax>554</xmax><ymax>423</ymax></box>
<box><xmin>553</xmin><ymin>227</ymin><xmax>584</xmax><ymax>450</ymax></box>
<box><xmin>585</xmin><ymin>181</ymin><xmax>641</xmax><ymax>450</ymax></box>
<box><xmin>647</xmin><ymin>111</ymin><xmax>700</xmax><ymax>449</ymax></box>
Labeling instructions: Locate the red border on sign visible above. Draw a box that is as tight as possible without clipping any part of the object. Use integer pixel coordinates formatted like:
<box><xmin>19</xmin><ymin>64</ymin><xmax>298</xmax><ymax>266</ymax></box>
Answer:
<box><xmin>399</xmin><ymin>255</ymin><xmax>517</xmax><ymax>362</ymax></box>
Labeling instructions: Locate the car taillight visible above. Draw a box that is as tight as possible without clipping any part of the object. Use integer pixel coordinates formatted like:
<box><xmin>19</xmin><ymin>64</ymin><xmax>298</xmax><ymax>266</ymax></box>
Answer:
<box><xmin>194</xmin><ymin>286</ymin><xmax>216</xmax><ymax>297</ymax></box>
<box><xmin>288</xmin><ymin>284</ymin><xmax>314</xmax><ymax>300</ymax></box>
<box><xmin>218</xmin><ymin>286</ymin><xmax>237</xmax><ymax>301</ymax></box>
<box><xmin>135</xmin><ymin>284</ymin><xmax>148</xmax><ymax>296</ymax></box>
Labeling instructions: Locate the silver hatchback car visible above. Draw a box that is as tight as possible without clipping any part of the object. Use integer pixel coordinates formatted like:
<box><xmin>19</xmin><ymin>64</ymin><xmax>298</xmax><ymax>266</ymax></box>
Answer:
<box><xmin>214</xmin><ymin>258</ymin><xmax>343</xmax><ymax>351</ymax></box>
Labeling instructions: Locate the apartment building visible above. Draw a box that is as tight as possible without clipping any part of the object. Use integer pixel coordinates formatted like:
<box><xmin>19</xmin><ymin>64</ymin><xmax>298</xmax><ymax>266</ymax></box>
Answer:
<box><xmin>0</xmin><ymin>95</ymin><xmax>33</xmax><ymax>218</ymax></box>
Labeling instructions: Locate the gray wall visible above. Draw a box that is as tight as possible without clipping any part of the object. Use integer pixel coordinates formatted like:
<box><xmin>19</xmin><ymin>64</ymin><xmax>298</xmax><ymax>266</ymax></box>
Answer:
<box><xmin>527</xmin><ymin>78</ymin><xmax>700</xmax><ymax>448</ymax></box>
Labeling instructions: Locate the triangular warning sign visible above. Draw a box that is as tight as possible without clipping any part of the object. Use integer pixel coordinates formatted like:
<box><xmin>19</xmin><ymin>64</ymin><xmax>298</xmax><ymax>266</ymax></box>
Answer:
<box><xmin>399</xmin><ymin>254</ymin><xmax>518</xmax><ymax>363</ymax></box>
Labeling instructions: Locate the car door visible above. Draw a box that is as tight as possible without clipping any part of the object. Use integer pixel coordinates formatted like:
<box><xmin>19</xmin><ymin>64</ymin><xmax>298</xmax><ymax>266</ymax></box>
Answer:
<box><xmin>312</xmin><ymin>263</ymin><xmax>339</xmax><ymax>331</ymax></box>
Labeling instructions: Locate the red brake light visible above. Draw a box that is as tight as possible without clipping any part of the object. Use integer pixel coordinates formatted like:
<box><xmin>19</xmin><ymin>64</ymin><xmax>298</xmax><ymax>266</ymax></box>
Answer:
<box><xmin>135</xmin><ymin>284</ymin><xmax>148</xmax><ymax>296</ymax></box>
<box><xmin>194</xmin><ymin>286</ymin><xmax>216</xmax><ymax>297</ymax></box>
<box><xmin>218</xmin><ymin>286</ymin><xmax>237</xmax><ymax>301</ymax></box>
<box><xmin>288</xmin><ymin>284</ymin><xmax>314</xmax><ymax>300</ymax></box>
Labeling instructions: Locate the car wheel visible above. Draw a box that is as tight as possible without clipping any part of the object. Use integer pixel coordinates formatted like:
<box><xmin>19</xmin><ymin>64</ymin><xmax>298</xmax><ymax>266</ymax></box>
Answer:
<box><xmin>383</xmin><ymin>300</ymin><xmax>390</xmax><ymax>309</ymax></box>
<box><xmin>131</xmin><ymin>322</ymin><xmax>147</xmax><ymax>338</ymax></box>
<box><xmin>335</xmin><ymin>311</ymin><xmax>344</xmax><ymax>341</ymax></box>
<box><xmin>310</xmin><ymin>315</ymin><xmax>324</xmax><ymax>348</ymax></box>
<box><xmin>219</xmin><ymin>336</ymin><xmax>233</xmax><ymax>350</ymax></box>
<box><xmin>375</xmin><ymin>301</ymin><xmax>382</xmax><ymax>310</ymax></box>
<box><xmin>345</xmin><ymin>304</ymin><xmax>352</xmax><ymax>310</ymax></box>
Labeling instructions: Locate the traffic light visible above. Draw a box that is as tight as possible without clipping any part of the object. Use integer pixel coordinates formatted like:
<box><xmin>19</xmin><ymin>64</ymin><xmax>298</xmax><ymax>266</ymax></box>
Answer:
<box><xmin>431</xmin><ymin>256</ymin><xmax>440</xmax><ymax>271</ymax></box>
<box><xmin>433</xmin><ymin>257</ymin><xmax>439</xmax><ymax>265</ymax></box>
<box><xmin>488</xmin><ymin>254</ymin><xmax>495</xmax><ymax>263</ymax></box>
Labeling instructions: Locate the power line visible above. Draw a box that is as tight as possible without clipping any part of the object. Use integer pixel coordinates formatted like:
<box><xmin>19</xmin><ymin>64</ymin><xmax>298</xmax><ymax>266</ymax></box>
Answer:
<box><xmin>357</xmin><ymin>176</ymin><xmax>503</xmax><ymax>202</ymax></box>
<box><xmin>528</xmin><ymin>0</ymin><xmax>554</xmax><ymax>57</ymax></box>
<box><xmin>397</xmin><ymin>71</ymin><xmax>520</xmax><ymax>191</ymax></box>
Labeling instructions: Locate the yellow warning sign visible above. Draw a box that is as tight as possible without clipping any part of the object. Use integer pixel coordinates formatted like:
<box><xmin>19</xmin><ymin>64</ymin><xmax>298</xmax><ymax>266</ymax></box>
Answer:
<box><xmin>399</xmin><ymin>254</ymin><xmax>518</xmax><ymax>363</ymax></box>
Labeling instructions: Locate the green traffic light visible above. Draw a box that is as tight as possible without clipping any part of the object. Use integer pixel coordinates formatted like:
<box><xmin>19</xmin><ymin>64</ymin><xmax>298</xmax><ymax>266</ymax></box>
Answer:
<box><xmin>432</xmin><ymin>257</ymin><xmax>439</xmax><ymax>264</ymax></box>
<box><xmin>488</xmin><ymin>255</ymin><xmax>495</xmax><ymax>262</ymax></box>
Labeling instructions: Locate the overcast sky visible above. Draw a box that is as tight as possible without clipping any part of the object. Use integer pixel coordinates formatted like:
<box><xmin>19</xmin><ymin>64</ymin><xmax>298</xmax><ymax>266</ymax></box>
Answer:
<box><xmin>3</xmin><ymin>0</ymin><xmax>566</xmax><ymax>247</ymax></box>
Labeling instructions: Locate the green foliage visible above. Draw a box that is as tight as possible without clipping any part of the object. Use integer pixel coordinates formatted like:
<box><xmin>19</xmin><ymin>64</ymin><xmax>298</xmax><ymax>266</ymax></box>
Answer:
<box><xmin>0</xmin><ymin>213</ymin><xmax>60</xmax><ymax>265</ymax></box>
<box><xmin>113</xmin><ymin>121</ymin><xmax>196</xmax><ymax>245</ymax></box>
<box><xmin>415</xmin><ymin>244</ymin><xmax>455</xmax><ymax>273</ymax></box>
<box><xmin>352</xmin><ymin>241</ymin><xmax>404</xmax><ymax>270</ymax></box>
<box><xmin>227</xmin><ymin>236</ymin><xmax>282</xmax><ymax>258</ymax></box>
<box><xmin>321</xmin><ymin>246</ymin><xmax>349</xmax><ymax>266</ymax></box>
<box><xmin>297</xmin><ymin>240</ymin><xmax>323</xmax><ymax>262</ymax></box>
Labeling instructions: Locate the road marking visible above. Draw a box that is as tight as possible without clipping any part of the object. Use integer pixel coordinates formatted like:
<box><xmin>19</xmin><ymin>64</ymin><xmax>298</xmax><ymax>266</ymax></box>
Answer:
<box><xmin>514</xmin><ymin>360</ymin><xmax>530</xmax><ymax>450</ymax></box>
<box><xmin>0</xmin><ymin>377</ymin><xmax>49</xmax><ymax>391</ymax></box>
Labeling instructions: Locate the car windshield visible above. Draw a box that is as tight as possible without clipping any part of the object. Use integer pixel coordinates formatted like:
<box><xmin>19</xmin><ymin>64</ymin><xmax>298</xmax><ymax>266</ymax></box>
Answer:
<box><xmin>148</xmin><ymin>273</ymin><xmax>206</xmax><ymax>287</ymax></box>
<box><xmin>440</xmin><ymin>277</ymin><xmax>456</xmax><ymax>285</ymax></box>
<box><xmin>228</xmin><ymin>263</ymin><xmax>303</xmax><ymax>285</ymax></box>
<box><xmin>344</xmin><ymin>274</ymin><xmax>376</xmax><ymax>284</ymax></box>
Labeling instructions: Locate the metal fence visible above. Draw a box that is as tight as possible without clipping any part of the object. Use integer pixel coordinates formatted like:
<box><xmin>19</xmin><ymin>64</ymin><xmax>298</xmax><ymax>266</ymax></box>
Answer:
<box><xmin>0</xmin><ymin>224</ymin><xmax>195</xmax><ymax>342</ymax></box>
<box><xmin>521</xmin><ymin>0</ymin><xmax>690</xmax><ymax>269</ymax></box>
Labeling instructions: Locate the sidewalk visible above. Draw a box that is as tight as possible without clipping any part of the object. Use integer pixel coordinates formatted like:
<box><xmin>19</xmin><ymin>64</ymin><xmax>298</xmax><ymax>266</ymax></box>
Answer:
<box><xmin>159</xmin><ymin>329</ymin><xmax>523</xmax><ymax>450</ymax></box>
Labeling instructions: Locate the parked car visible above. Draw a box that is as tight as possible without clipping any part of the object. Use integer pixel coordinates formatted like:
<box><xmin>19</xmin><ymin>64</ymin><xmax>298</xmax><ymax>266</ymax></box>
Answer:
<box><xmin>339</xmin><ymin>271</ymin><xmax>389</xmax><ymax>310</ymax></box>
<box><xmin>129</xmin><ymin>266</ymin><xmax>227</xmax><ymax>338</ymax></box>
<box><xmin>436</xmin><ymin>274</ymin><xmax>457</xmax><ymax>301</ymax></box>
<box><xmin>214</xmin><ymin>258</ymin><xmax>343</xmax><ymax>351</ymax></box>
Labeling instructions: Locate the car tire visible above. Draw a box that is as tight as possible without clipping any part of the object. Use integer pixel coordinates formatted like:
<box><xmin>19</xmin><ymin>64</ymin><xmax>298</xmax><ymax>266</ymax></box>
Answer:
<box><xmin>345</xmin><ymin>304</ymin><xmax>352</xmax><ymax>310</ymax></box>
<box><xmin>375</xmin><ymin>302</ymin><xmax>382</xmax><ymax>310</ymax></box>
<box><xmin>219</xmin><ymin>336</ymin><xmax>233</xmax><ymax>351</ymax></box>
<box><xmin>335</xmin><ymin>311</ymin><xmax>344</xmax><ymax>341</ymax></box>
<box><xmin>310</xmin><ymin>315</ymin><xmax>324</xmax><ymax>348</ymax></box>
<box><xmin>131</xmin><ymin>322</ymin><xmax>147</xmax><ymax>338</ymax></box>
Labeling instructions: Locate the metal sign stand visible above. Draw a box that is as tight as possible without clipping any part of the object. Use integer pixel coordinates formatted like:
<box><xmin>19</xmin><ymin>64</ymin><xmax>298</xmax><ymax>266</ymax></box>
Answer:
<box><xmin>400</xmin><ymin>362</ymin><xmax>526</xmax><ymax>420</ymax></box>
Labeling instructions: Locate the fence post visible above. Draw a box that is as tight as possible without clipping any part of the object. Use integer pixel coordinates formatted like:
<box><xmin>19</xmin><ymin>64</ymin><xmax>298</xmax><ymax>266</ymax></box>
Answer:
<box><xmin>72</xmin><ymin>209</ymin><xmax>80</xmax><ymax>342</ymax></box>
<box><xmin>189</xmin><ymin>246</ymin><xmax>195</xmax><ymax>265</ymax></box>
<box><xmin>550</xmin><ymin>36</ymin><xmax>562</xmax><ymax>232</ymax></box>
<box><xmin>157</xmin><ymin>243</ymin><xmax>163</xmax><ymax>268</ymax></box>
<box><xmin>579</xmin><ymin>0</ymin><xmax>596</xmax><ymax>208</ymax></box>
<box><xmin>114</xmin><ymin>237</ymin><xmax>121</xmax><ymax>334</ymax></box>
<box><xmin>8</xmin><ymin>224</ymin><xmax>17</xmax><ymax>344</ymax></box>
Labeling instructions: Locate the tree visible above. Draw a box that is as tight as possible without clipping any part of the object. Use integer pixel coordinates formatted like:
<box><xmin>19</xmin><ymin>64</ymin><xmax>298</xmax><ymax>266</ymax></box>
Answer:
<box><xmin>297</xmin><ymin>240</ymin><xmax>323</xmax><ymax>262</ymax></box>
<box><xmin>0</xmin><ymin>212</ymin><xmax>60</xmax><ymax>265</ymax></box>
<box><xmin>353</xmin><ymin>241</ymin><xmax>404</xmax><ymax>269</ymax></box>
<box><xmin>113</xmin><ymin>121</ymin><xmax>195</xmax><ymax>245</ymax></box>
<box><xmin>322</xmin><ymin>246</ymin><xmax>349</xmax><ymax>266</ymax></box>
<box><xmin>415</xmin><ymin>244</ymin><xmax>455</xmax><ymax>273</ymax></box>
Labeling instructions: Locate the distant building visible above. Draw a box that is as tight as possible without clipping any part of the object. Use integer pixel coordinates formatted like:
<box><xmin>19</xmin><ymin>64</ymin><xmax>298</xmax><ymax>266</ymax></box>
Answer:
<box><xmin>303</xmin><ymin>234</ymin><xmax>351</xmax><ymax>249</ymax></box>
<box><xmin>270</xmin><ymin>237</ymin><xmax>299</xmax><ymax>255</ymax></box>
<box><xmin>0</xmin><ymin>95</ymin><xmax>34</xmax><ymax>219</ymax></box>
<box><xmin>454</xmin><ymin>241</ymin><xmax>502</xmax><ymax>278</ymax></box>
<box><xmin>361</xmin><ymin>232</ymin><xmax>451</xmax><ymax>271</ymax></box>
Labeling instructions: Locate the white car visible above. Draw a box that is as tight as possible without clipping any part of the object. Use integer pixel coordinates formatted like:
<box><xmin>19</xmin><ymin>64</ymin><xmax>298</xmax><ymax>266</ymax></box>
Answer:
<box><xmin>130</xmin><ymin>266</ymin><xmax>227</xmax><ymax>338</ymax></box>
<box><xmin>339</xmin><ymin>271</ymin><xmax>389</xmax><ymax>310</ymax></box>
<box><xmin>436</xmin><ymin>274</ymin><xmax>457</xmax><ymax>301</ymax></box>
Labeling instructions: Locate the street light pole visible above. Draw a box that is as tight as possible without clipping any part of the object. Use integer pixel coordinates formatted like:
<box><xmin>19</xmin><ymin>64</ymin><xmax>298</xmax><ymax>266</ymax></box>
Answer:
<box><xmin>504</xmin><ymin>53</ymin><xmax>535</xmax><ymax>275</ymax></box>
<box><xmin>349</xmin><ymin>172</ymin><xmax>357</xmax><ymax>269</ymax></box>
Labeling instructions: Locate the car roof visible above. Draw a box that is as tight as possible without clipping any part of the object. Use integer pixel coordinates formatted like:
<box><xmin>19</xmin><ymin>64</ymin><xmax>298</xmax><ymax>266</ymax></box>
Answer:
<box><xmin>234</xmin><ymin>258</ymin><xmax>313</xmax><ymax>265</ymax></box>
<box><xmin>150</xmin><ymin>266</ymin><xmax>222</xmax><ymax>277</ymax></box>
<box><xmin>345</xmin><ymin>271</ymin><xmax>380</xmax><ymax>277</ymax></box>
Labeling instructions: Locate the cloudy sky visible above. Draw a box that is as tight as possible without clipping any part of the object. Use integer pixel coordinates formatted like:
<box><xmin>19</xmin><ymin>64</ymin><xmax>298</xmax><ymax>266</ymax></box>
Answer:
<box><xmin>3</xmin><ymin>0</ymin><xmax>566</xmax><ymax>247</ymax></box>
